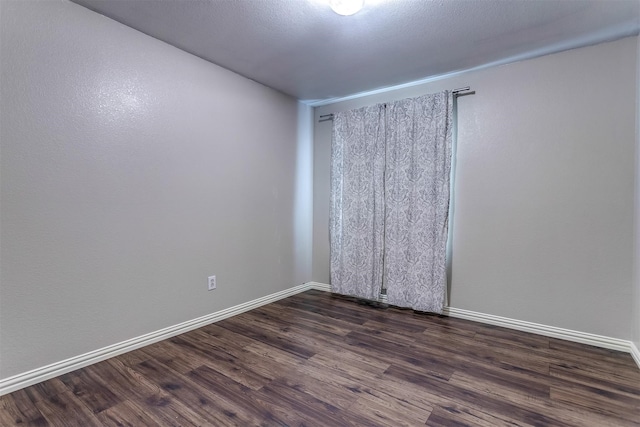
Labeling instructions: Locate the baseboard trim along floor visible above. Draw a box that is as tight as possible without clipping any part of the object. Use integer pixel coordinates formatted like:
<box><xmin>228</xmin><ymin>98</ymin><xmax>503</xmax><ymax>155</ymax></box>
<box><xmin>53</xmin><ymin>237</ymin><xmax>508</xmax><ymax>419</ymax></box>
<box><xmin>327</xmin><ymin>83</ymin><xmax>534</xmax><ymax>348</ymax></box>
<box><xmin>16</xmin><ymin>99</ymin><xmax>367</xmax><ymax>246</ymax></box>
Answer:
<box><xmin>0</xmin><ymin>282</ymin><xmax>313</xmax><ymax>396</ymax></box>
<box><xmin>631</xmin><ymin>341</ymin><xmax>640</xmax><ymax>368</ymax></box>
<box><xmin>1</xmin><ymin>281</ymin><xmax>637</xmax><ymax>396</ymax></box>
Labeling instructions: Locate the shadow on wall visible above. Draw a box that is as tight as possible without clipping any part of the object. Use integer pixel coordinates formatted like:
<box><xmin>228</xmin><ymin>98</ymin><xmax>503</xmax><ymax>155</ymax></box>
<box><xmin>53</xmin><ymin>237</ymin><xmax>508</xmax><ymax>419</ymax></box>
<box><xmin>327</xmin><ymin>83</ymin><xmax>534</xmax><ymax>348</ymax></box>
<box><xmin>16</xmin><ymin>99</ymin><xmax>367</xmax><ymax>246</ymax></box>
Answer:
<box><xmin>293</xmin><ymin>102</ymin><xmax>314</xmax><ymax>284</ymax></box>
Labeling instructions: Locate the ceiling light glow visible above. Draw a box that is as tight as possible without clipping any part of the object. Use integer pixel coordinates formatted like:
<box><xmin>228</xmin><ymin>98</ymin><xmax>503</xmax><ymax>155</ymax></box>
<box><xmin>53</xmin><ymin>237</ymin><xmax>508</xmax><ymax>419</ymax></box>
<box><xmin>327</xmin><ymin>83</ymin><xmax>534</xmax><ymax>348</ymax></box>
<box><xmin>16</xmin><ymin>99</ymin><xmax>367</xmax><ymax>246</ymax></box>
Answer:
<box><xmin>329</xmin><ymin>0</ymin><xmax>364</xmax><ymax>16</ymax></box>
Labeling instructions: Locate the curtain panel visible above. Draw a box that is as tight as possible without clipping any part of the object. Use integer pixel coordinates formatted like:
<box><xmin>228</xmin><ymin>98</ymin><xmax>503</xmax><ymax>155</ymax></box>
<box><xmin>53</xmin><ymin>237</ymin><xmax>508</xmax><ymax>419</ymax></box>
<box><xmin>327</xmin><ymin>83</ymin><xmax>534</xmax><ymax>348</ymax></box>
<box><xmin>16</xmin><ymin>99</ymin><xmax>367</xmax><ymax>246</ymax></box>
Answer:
<box><xmin>384</xmin><ymin>92</ymin><xmax>453</xmax><ymax>313</ymax></box>
<box><xmin>330</xmin><ymin>104</ymin><xmax>386</xmax><ymax>301</ymax></box>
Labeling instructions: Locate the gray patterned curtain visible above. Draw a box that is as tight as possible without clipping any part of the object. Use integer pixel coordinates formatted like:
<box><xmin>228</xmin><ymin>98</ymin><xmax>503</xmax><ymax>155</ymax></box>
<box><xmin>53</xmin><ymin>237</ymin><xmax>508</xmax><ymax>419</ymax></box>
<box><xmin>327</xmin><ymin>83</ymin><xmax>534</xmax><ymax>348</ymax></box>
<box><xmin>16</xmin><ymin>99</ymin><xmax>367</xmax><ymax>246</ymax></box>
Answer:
<box><xmin>384</xmin><ymin>92</ymin><xmax>453</xmax><ymax>313</ymax></box>
<box><xmin>330</xmin><ymin>104</ymin><xmax>386</xmax><ymax>301</ymax></box>
<box><xmin>330</xmin><ymin>91</ymin><xmax>453</xmax><ymax>313</ymax></box>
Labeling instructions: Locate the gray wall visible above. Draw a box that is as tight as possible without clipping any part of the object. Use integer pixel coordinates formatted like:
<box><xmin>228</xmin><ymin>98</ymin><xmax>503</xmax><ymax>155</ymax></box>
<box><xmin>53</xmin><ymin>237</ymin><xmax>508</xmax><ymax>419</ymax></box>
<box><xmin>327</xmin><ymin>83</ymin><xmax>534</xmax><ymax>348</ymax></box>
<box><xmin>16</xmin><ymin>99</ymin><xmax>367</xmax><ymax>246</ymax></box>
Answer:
<box><xmin>313</xmin><ymin>37</ymin><xmax>637</xmax><ymax>340</ymax></box>
<box><xmin>634</xmin><ymin>35</ymin><xmax>640</xmax><ymax>352</ymax></box>
<box><xmin>0</xmin><ymin>0</ymin><xmax>310</xmax><ymax>379</ymax></box>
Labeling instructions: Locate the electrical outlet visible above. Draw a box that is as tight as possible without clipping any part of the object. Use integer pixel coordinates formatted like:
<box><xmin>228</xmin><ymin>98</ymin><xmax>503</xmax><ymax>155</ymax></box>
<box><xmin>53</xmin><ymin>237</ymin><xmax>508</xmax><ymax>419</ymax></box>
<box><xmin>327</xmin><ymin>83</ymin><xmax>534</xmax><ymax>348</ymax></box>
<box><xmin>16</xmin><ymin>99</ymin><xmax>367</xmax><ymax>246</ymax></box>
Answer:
<box><xmin>208</xmin><ymin>275</ymin><xmax>216</xmax><ymax>291</ymax></box>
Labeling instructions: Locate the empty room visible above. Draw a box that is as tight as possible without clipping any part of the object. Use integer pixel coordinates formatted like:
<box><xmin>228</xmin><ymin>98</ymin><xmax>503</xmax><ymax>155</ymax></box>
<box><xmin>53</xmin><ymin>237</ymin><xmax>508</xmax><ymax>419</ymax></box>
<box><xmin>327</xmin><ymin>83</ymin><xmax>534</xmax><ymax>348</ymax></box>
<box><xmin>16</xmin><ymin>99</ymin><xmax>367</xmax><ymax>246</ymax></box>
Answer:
<box><xmin>1</xmin><ymin>0</ymin><xmax>639</xmax><ymax>425</ymax></box>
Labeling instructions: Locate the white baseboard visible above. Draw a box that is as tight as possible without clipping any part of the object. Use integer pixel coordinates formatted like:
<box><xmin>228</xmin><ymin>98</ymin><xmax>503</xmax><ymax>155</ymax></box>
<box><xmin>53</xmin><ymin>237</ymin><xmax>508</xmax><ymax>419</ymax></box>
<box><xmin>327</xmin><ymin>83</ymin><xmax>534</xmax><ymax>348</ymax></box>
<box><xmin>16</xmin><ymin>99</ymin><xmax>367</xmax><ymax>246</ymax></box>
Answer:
<box><xmin>0</xmin><ymin>282</ymin><xmax>315</xmax><ymax>396</ymax></box>
<box><xmin>3</xmin><ymin>281</ymin><xmax>637</xmax><ymax>396</ymax></box>
<box><xmin>312</xmin><ymin>282</ymin><xmax>640</xmax><ymax>369</ymax></box>
<box><xmin>307</xmin><ymin>281</ymin><xmax>331</xmax><ymax>292</ymax></box>
<box><xmin>442</xmin><ymin>307</ymin><xmax>632</xmax><ymax>353</ymax></box>
<box><xmin>631</xmin><ymin>342</ymin><xmax>640</xmax><ymax>368</ymax></box>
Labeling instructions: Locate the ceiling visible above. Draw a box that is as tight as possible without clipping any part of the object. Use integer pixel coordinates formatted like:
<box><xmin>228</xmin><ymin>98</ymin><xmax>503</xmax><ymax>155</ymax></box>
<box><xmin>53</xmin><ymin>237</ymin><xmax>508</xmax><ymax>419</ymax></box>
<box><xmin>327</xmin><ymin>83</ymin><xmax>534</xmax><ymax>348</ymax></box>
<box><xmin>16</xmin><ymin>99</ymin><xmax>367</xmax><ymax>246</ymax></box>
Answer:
<box><xmin>71</xmin><ymin>0</ymin><xmax>640</xmax><ymax>103</ymax></box>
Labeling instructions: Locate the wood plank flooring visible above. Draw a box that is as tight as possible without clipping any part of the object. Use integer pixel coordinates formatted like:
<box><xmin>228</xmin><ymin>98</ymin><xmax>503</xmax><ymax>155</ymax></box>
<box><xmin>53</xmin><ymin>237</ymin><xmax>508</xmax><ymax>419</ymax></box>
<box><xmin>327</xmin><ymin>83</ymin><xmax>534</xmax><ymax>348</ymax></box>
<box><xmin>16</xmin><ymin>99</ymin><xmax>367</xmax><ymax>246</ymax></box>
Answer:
<box><xmin>1</xmin><ymin>290</ymin><xmax>639</xmax><ymax>426</ymax></box>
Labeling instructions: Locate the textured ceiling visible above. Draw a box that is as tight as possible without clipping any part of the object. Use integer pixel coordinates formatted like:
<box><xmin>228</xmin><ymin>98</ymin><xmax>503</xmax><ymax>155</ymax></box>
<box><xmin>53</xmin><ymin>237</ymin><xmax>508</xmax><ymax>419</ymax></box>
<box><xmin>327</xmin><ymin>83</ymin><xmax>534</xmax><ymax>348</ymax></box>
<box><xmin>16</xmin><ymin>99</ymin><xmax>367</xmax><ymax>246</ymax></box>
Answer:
<box><xmin>71</xmin><ymin>0</ymin><xmax>640</xmax><ymax>103</ymax></box>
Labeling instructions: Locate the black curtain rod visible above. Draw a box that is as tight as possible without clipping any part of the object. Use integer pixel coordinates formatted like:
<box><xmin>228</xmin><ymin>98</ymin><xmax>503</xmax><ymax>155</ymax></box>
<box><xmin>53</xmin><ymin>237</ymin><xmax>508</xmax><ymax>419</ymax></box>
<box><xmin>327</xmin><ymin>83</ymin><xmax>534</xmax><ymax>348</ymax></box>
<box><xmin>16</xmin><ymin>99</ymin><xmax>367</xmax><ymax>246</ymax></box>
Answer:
<box><xmin>318</xmin><ymin>87</ymin><xmax>474</xmax><ymax>122</ymax></box>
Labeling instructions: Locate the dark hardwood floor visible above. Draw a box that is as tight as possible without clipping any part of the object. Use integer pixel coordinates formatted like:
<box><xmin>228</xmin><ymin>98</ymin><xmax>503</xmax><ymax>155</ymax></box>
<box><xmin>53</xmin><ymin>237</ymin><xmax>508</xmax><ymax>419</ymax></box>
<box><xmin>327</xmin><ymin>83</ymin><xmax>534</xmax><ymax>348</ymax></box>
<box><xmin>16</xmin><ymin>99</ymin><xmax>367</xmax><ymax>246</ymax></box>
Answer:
<box><xmin>1</xmin><ymin>289</ymin><xmax>639</xmax><ymax>426</ymax></box>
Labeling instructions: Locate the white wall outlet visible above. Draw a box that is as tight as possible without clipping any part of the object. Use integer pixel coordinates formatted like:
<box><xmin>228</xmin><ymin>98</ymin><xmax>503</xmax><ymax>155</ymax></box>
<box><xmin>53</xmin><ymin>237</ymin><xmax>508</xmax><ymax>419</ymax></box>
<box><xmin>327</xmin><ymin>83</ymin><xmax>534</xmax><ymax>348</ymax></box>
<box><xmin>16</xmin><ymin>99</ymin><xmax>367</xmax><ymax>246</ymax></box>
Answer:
<box><xmin>207</xmin><ymin>275</ymin><xmax>216</xmax><ymax>291</ymax></box>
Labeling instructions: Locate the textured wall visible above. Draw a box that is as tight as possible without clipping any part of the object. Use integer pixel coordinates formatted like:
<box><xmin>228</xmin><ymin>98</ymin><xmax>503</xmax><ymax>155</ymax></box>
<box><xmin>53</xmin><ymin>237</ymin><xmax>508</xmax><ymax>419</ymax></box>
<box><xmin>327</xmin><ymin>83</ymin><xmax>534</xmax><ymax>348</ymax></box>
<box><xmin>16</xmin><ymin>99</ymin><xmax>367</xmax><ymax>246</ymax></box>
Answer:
<box><xmin>0</xmin><ymin>0</ymin><xmax>307</xmax><ymax>379</ymax></box>
<box><xmin>314</xmin><ymin>37</ymin><xmax>637</xmax><ymax>339</ymax></box>
<box><xmin>634</xmin><ymin>34</ymin><xmax>640</xmax><ymax>353</ymax></box>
